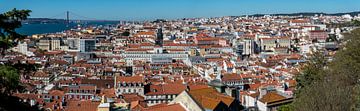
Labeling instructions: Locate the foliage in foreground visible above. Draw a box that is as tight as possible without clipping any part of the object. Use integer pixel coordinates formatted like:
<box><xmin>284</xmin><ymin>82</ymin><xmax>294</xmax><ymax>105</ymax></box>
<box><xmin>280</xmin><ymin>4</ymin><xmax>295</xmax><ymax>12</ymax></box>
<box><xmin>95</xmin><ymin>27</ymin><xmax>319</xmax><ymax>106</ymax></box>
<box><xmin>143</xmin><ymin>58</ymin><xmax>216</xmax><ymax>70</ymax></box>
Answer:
<box><xmin>289</xmin><ymin>28</ymin><xmax>360</xmax><ymax>111</ymax></box>
<box><xmin>0</xmin><ymin>8</ymin><xmax>41</xmax><ymax>111</ymax></box>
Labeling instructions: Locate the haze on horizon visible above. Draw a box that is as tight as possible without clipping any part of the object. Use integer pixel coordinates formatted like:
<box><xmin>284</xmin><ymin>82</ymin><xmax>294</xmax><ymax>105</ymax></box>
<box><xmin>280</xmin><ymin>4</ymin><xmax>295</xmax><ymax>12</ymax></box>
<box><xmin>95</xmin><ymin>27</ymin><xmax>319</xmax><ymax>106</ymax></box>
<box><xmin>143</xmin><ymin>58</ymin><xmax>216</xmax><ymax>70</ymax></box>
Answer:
<box><xmin>1</xmin><ymin>0</ymin><xmax>360</xmax><ymax>21</ymax></box>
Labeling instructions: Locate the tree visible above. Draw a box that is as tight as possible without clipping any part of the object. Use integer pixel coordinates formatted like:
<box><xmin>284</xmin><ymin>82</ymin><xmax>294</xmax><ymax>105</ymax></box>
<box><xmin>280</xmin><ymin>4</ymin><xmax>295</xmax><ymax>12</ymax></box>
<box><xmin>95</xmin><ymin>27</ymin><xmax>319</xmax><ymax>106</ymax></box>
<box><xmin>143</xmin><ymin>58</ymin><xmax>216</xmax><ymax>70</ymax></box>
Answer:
<box><xmin>326</xmin><ymin>34</ymin><xmax>338</xmax><ymax>42</ymax></box>
<box><xmin>0</xmin><ymin>65</ymin><xmax>19</xmax><ymax>95</ymax></box>
<box><xmin>292</xmin><ymin>28</ymin><xmax>360</xmax><ymax>111</ymax></box>
<box><xmin>0</xmin><ymin>8</ymin><xmax>31</xmax><ymax>94</ymax></box>
<box><xmin>122</xmin><ymin>29</ymin><xmax>130</xmax><ymax>36</ymax></box>
<box><xmin>0</xmin><ymin>9</ymin><xmax>40</xmax><ymax>111</ymax></box>
<box><xmin>295</xmin><ymin>51</ymin><xmax>326</xmax><ymax>92</ymax></box>
<box><xmin>278</xmin><ymin>104</ymin><xmax>294</xmax><ymax>111</ymax></box>
<box><xmin>0</xmin><ymin>8</ymin><xmax>31</xmax><ymax>55</ymax></box>
<box><xmin>351</xmin><ymin>20</ymin><xmax>360</xmax><ymax>27</ymax></box>
<box><xmin>330</xmin><ymin>28</ymin><xmax>360</xmax><ymax>110</ymax></box>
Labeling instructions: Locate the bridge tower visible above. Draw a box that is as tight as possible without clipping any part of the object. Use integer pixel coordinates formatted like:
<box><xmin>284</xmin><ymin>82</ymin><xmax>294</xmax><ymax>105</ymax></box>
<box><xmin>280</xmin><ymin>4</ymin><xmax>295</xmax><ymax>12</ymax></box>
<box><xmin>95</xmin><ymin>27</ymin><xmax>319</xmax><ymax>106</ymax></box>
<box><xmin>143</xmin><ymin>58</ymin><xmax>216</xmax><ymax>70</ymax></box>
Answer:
<box><xmin>66</xmin><ymin>11</ymin><xmax>70</xmax><ymax>24</ymax></box>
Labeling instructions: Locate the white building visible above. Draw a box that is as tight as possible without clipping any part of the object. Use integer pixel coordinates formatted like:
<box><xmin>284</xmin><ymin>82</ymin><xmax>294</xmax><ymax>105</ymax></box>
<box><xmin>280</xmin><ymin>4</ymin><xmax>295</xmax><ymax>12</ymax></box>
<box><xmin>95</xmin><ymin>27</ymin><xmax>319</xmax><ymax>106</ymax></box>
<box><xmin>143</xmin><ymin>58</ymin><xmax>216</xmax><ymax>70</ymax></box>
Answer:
<box><xmin>67</xmin><ymin>38</ymin><xmax>80</xmax><ymax>51</ymax></box>
<box><xmin>18</xmin><ymin>41</ymin><xmax>28</xmax><ymax>55</ymax></box>
<box><xmin>51</xmin><ymin>38</ymin><xmax>61</xmax><ymax>51</ymax></box>
<box><xmin>16</xmin><ymin>41</ymin><xmax>34</xmax><ymax>56</ymax></box>
<box><xmin>122</xmin><ymin>47</ymin><xmax>189</xmax><ymax>66</ymax></box>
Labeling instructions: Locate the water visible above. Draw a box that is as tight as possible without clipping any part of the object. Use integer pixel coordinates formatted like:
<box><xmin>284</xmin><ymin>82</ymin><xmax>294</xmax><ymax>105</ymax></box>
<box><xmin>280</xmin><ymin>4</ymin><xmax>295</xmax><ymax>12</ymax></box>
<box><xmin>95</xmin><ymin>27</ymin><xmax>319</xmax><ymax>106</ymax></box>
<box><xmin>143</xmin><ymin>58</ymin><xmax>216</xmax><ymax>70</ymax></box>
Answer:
<box><xmin>17</xmin><ymin>21</ymin><xmax>119</xmax><ymax>35</ymax></box>
<box><xmin>17</xmin><ymin>23</ymin><xmax>74</xmax><ymax>35</ymax></box>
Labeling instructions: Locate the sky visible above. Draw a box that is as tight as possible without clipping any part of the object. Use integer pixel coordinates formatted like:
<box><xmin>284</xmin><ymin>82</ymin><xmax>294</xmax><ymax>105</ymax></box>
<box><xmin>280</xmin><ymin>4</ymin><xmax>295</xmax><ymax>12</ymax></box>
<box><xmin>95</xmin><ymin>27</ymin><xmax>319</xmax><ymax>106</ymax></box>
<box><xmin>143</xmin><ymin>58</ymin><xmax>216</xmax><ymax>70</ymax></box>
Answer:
<box><xmin>1</xmin><ymin>0</ymin><xmax>360</xmax><ymax>21</ymax></box>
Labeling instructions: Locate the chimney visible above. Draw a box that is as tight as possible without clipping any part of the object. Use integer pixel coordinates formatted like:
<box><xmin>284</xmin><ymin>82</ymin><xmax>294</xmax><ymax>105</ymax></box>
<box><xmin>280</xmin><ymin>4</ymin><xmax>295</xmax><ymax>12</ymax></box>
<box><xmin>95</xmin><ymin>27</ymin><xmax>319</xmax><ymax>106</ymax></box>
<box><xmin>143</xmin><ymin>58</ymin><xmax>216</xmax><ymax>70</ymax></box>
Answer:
<box><xmin>259</xmin><ymin>88</ymin><xmax>267</xmax><ymax>99</ymax></box>
<box><xmin>186</xmin><ymin>84</ymin><xmax>190</xmax><ymax>91</ymax></box>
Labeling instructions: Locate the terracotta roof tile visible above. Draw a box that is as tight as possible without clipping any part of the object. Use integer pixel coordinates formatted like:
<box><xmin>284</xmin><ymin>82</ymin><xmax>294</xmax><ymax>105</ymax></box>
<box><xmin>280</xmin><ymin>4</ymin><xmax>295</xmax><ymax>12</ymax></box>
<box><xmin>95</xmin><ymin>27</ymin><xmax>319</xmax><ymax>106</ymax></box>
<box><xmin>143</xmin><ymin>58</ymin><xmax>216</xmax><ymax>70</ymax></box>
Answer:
<box><xmin>116</xmin><ymin>76</ymin><xmax>145</xmax><ymax>83</ymax></box>
<box><xmin>143</xmin><ymin>103</ymin><xmax>186</xmax><ymax>111</ymax></box>
<box><xmin>65</xmin><ymin>100</ymin><xmax>100</xmax><ymax>111</ymax></box>
<box><xmin>146</xmin><ymin>84</ymin><xmax>186</xmax><ymax>95</ymax></box>
<box><xmin>189</xmin><ymin>88</ymin><xmax>235</xmax><ymax>110</ymax></box>
<box><xmin>259</xmin><ymin>92</ymin><xmax>286</xmax><ymax>103</ymax></box>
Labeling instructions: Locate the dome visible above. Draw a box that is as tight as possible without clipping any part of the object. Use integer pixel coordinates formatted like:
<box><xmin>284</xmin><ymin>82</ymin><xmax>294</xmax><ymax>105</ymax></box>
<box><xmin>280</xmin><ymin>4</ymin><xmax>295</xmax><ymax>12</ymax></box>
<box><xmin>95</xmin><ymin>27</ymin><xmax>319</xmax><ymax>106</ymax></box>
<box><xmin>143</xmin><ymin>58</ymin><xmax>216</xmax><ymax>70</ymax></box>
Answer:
<box><xmin>208</xmin><ymin>79</ymin><xmax>225</xmax><ymax>87</ymax></box>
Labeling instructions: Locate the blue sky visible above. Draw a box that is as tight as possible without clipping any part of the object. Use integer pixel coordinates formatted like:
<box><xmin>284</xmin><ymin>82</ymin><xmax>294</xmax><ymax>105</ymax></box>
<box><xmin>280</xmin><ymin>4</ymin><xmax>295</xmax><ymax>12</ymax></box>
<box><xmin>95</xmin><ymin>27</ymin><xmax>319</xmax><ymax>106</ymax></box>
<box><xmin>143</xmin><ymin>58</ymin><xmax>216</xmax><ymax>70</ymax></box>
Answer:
<box><xmin>1</xmin><ymin>0</ymin><xmax>360</xmax><ymax>20</ymax></box>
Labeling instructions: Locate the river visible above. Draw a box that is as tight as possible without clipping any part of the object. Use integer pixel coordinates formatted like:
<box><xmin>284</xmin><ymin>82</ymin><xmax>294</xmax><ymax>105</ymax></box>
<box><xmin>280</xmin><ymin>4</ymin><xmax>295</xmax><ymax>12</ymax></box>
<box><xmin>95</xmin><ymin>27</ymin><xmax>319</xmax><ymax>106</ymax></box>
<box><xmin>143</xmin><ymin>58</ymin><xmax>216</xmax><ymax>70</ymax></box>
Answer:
<box><xmin>16</xmin><ymin>21</ymin><xmax>119</xmax><ymax>35</ymax></box>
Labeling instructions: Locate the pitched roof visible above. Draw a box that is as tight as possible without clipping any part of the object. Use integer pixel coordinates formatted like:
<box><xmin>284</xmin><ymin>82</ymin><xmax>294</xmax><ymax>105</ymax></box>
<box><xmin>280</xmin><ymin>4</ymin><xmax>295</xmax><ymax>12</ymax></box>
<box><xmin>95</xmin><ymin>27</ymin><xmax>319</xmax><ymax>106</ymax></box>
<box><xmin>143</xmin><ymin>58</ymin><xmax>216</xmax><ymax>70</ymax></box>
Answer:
<box><xmin>33</xmin><ymin>70</ymin><xmax>49</xmax><ymax>77</ymax></box>
<box><xmin>116</xmin><ymin>76</ymin><xmax>145</xmax><ymax>83</ymax></box>
<box><xmin>136</xmin><ymin>31</ymin><xmax>156</xmax><ymax>35</ymax></box>
<box><xmin>100</xmin><ymin>89</ymin><xmax>116</xmax><ymax>98</ymax></box>
<box><xmin>222</xmin><ymin>74</ymin><xmax>253</xmax><ymax>82</ymax></box>
<box><xmin>122</xmin><ymin>93</ymin><xmax>145</xmax><ymax>103</ymax></box>
<box><xmin>49</xmin><ymin>90</ymin><xmax>65</xmax><ymax>96</ymax></box>
<box><xmin>146</xmin><ymin>84</ymin><xmax>187</xmax><ymax>95</ymax></box>
<box><xmin>259</xmin><ymin>92</ymin><xmax>287</xmax><ymax>103</ymax></box>
<box><xmin>65</xmin><ymin>100</ymin><xmax>100</xmax><ymax>111</ymax></box>
<box><xmin>188</xmin><ymin>88</ymin><xmax>235</xmax><ymax>110</ymax></box>
<box><xmin>143</xmin><ymin>103</ymin><xmax>186</xmax><ymax>111</ymax></box>
<box><xmin>81</xmin><ymin>78</ymin><xmax>114</xmax><ymax>89</ymax></box>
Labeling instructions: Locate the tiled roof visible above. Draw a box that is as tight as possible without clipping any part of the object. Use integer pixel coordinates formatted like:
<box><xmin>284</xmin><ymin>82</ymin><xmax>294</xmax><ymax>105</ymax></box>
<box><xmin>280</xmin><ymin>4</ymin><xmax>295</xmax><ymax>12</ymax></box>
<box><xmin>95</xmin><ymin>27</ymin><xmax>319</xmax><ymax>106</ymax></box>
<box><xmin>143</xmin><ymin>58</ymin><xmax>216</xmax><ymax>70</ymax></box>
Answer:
<box><xmin>123</xmin><ymin>93</ymin><xmax>145</xmax><ymax>103</ymax></box>
<box><xmin>33</xmin><ymin>70</ymin><xmax>49</xmax><ymax>77</ymax></box>
<box><xmin>136</xmin><ymin>31</ymin><xmax>156</xmax><ymax>35</ymax></box>
<box><xmin>65</xmin><ymin>100</ymin><xmax>100</xmax><ymax>111</ymax></box>
<box><xmin>196</xmin><ymin>37</ymin><xmax>220</xmax><ymax>41</ymax></box>
<box><xmin>49</xmin><ymin>90</ymin><xmax>65</xmax><ymax>96</ymax></box>
<box><xmin>116</xmin><ymin>76</ymin><xmax>145</xmax><ymax>83</ymax></box>
<box><xmin>100</xmin><ymin>89</ymin><xmax>116</xmax><ymax>98</ymax></box>
<box><xmin>146</xmin><ymin>84</ymin><xmax>186</xmax><ymax>95</ymax></box>
<box><xmin>188</xmin><ymin>88</ymin><xmax>234</xmax><ymax>110</ymax></box>
<box><xmin>222</xmin><ymin>74</ymin><xmax>253</xmax><ymax>82</ymax></box>
<box><xmin>290</xmin><ymin>19</ymin><xmax>309</xmax><ymax>23</ymax></box>
<box><xmin>81</xmin><ymin>78</ymin><xmax>114</xmax><ymax>89</ymax></box>
<box><xmin>65</xmin><ymin>85</ymin><xmax>97</xmax><ymax>92</ymax></box>
<box><xmin>259</xmin><ymin>92</ymin><xmax>287</xmax><ymax>103</ymax></box>
<box><xmin>143</xmin><ymin>103</ymin><xmax>186</xmax><ymax>111</ymax></box>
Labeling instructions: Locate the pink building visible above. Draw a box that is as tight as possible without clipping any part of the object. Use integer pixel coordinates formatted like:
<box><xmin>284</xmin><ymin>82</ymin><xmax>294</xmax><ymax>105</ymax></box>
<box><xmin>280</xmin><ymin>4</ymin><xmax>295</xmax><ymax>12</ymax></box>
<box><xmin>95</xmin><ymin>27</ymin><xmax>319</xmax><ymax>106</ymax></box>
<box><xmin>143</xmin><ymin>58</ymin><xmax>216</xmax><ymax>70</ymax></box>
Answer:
<box><xmin>309</xmin><ymin>30</ymin><xmax>328</xmax><ymax>42</ymax></box>
<box><xmin>194</xmin><ymin>37</ymin><xmax>227</xmax><ymax>46</ymax></box>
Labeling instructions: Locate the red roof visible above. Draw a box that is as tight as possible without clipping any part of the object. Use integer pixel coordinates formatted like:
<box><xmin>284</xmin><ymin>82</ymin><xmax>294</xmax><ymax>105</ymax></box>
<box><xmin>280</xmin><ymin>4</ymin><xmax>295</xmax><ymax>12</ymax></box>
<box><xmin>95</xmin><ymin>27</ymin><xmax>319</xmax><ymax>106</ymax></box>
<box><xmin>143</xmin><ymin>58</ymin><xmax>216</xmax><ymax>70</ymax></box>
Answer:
<box><xmin>196</xmin><ymin>37</ymin><xmax>220</xmax><ymax>41</ymax></box>
<box><xmin>65</xmin><ymin>100</ymin><xmax>100</xmax><ymax>111</ymax></box>
<box><xmin>146</xmin><ymin>84</ymin><xmax>186</xmax><ymax>95</ymax></box>
<box><xmin>116</xmin><ymin>76</ymin><xmax>145</xmax><ymax>83</ymax></box>
<box><xmin>143</xmin><ymin>103</ymin><xmax>186</xmax><ymax>111</ymax></box>
<box><xmin>122</xmin><ymin>93</ymin><xmax>145</xmax><ymax>103</ymax></box>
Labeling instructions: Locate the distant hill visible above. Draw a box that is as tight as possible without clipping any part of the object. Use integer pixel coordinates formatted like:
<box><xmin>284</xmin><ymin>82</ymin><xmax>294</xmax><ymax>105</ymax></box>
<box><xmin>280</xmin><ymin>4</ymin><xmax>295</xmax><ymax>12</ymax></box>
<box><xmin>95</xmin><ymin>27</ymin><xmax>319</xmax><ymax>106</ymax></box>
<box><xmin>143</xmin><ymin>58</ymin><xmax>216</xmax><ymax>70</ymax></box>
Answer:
<box><xmin>24</xmin><ymin>11</ymin><xmax>360</xmax><ymax>24</ymax></box>
<box><xmin>234</xmin><ymin>11</ymin><xmax>360</xmax><ymax>17</ymax></box>
<box><xmin>22</xmin><ymin>18</ymin><xmax>119</xmax><ymax>24</ymax></box>
<box><xmin>22</xmin><ymin>18</ymin><xmax>66</xmax><ymax>24</ymax></box>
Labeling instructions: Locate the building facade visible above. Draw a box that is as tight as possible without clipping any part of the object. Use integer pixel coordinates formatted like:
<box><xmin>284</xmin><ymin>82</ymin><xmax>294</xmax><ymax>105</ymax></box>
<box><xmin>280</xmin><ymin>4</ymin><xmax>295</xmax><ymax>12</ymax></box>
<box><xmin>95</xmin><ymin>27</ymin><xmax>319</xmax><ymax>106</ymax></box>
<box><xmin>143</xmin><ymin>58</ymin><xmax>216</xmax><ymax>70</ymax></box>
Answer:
<box><xmin>80</xmin><ymin>39</ymin><xmax>96</xmax><ymax>52</ymax></box>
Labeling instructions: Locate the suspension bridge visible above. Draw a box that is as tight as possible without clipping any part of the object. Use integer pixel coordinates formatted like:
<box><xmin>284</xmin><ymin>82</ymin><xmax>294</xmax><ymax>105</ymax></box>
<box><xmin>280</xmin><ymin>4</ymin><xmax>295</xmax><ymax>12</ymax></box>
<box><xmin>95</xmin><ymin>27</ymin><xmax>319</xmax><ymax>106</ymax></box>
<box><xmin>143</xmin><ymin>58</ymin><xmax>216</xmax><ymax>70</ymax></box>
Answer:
<box><xmin>46</xmin><ymin>11</ymin><xmax>107</xmax><ymax>23</ymax></box>
<box><xmin>42</xmin><ymin>11</ymin><xmax>143</xmax><ymax>25</ymax></box>
<box><xmin>24</xmin><ymin>11</ymin><xmax>143</xmax><ymax>25</ymax></box>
